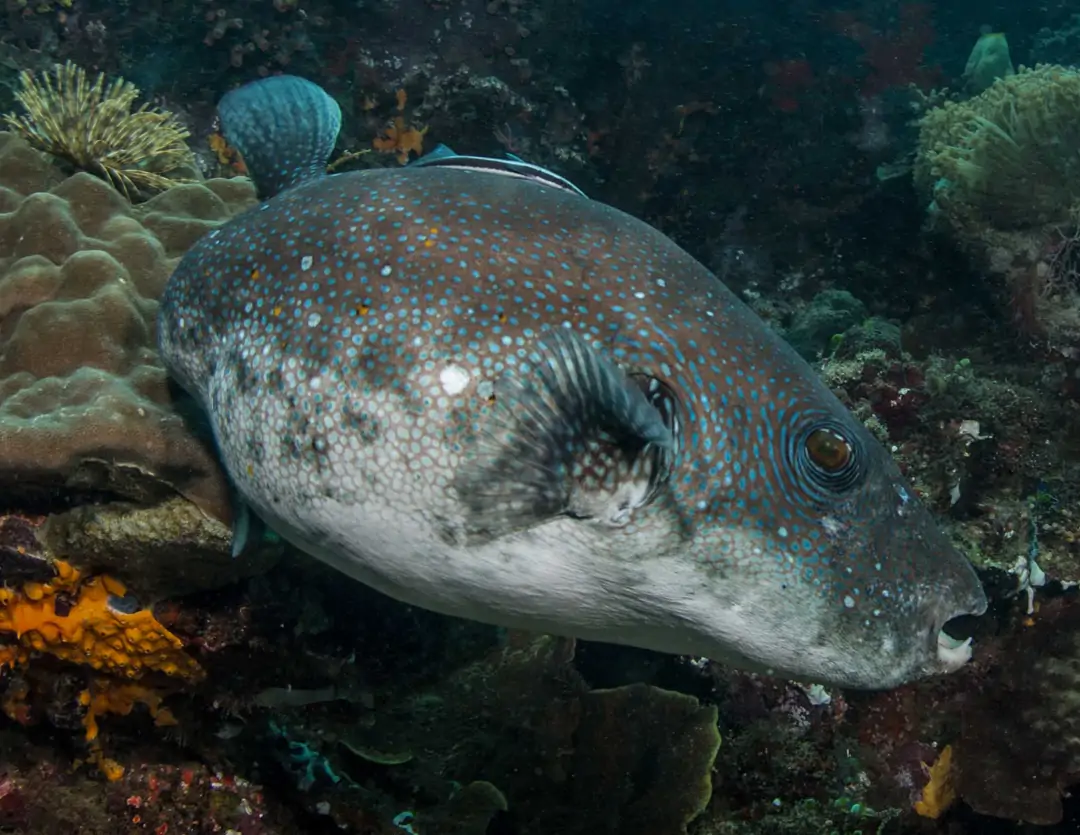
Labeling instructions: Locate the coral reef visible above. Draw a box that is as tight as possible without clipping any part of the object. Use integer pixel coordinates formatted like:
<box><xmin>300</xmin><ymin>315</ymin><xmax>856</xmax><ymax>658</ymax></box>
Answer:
<box><xmin>783</xmin><ymin>289</ymin><xmax>868</xmax><ymax>359</ymax></box>
<box><xmin>912</xmin><ymin>65</ymin><xmax>1080</xmax><ymax>352</ymax></box>
<box><xmin>0</xmin><ymin>757</ymin><xmax>282</xmax><ymax>833</ymax></box>
<box><xmin>40</xmin><ymin>498</ymin><xmax>281</xmax><ymax>599</ymax></box>
<box><xmin>3</xmin><ymin>2</ymin><xmax>1080</xmax><ymax>833</ymax></box>
<box><xmin>0</xmin><ymin>131</ymin><xmax>254</xmax><ymax>524</ymax></box>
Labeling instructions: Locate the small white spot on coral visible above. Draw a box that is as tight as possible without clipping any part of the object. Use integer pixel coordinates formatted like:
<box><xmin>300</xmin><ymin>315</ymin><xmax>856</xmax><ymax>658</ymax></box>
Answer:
<box><xmin>301</xmin><ymin>255</ymin><xmax>313</xmax><ymax>270</ymax></box>
<box><xmin>381</xmin><ymin>264</ymin><xmax>393</xmax><ymax>277</ymax></box>
<box><xmin>307</xmin><ymin>312</ymin><xmax>321</xmax><ymax>327</ymax></box>
<box><xmin>440</xmin><ymin>365</ymin><xmax>470</xmax><ymax>396</ymax></box>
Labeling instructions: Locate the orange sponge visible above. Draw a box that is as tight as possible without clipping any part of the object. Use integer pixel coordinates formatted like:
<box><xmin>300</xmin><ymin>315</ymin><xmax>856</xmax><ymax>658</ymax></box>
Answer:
<box><xmin>914</xmin><ymin>745</ymin><xmax>956</xmax><ymax>819</ymax></box>
<box><xmin>78</xmin><ymin>676</ymin><xmax>180</xmax><ymax>781</ymax></box>
<box><xmin>79</xmin><ymin>676</ymin><xmax>179</xmax><ymax>742</ymax></box>
<box><xmin>0</xmin><ymin>560</ymin><xmax>203</xmax><ymax>680</ymax></box>
<box><xmin>373</xmin><ymin>116</ymin><xmax>428</xmax><ymax>164</ymax></box>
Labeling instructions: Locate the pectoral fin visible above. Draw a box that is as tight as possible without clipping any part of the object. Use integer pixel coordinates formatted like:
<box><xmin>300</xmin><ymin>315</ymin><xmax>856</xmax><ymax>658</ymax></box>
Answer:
<box><xmin>455</xmin><ymin>328</ymin><xmax>675</xmax><ymax>540</ymax></box>
<box><xmin>230</xmin><ymin>500</ymin><xmax>270</xmax><ymax>557</ymax></box>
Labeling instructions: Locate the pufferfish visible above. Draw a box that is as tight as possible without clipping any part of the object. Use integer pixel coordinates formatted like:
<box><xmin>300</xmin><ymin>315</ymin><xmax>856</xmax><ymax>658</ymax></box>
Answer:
<box><xmin>158</xmin><ymin>75</ymin><xmax>986</xmax><ymax>689</ymax></box>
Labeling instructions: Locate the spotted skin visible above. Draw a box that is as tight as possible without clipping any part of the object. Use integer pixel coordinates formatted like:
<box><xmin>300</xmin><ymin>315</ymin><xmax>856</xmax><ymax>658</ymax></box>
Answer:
<box><xmin>158</xmin><ymin>80</ymin><xmax>985</xmax><ymax>689</ymax></box>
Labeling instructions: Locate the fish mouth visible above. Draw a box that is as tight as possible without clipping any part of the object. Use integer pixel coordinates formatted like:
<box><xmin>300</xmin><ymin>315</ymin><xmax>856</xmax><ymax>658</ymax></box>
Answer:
<box><xmin>928</xmin><ymin>575</ymin><xmax>987</xmax><ymax>676</ymax></box>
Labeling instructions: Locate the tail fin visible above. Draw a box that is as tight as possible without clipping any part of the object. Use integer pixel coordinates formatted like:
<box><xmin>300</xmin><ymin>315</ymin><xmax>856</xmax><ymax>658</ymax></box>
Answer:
<box><xmin>218</xmin><ymin>75</ymin><xmax>341</xmax><ymax>199</ymax></box>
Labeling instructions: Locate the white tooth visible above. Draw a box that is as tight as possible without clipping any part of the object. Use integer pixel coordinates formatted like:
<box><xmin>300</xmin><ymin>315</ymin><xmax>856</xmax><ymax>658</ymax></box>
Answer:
<box><xmin>936</xmin><ymin>630</ymin><xmax>973</xmax><ymax>671</ymax></box>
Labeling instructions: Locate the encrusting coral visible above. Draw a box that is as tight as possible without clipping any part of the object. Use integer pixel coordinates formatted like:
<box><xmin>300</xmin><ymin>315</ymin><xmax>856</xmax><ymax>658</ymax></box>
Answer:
<box><xmin>915</xmin><ymin>64</ymin><xmax>1080</xmax><ymax>230</ymax></box>
<box><xmin>3</xmin><ymin>61</ymin><xmax>195</xmax><ymax>200</ymax></box>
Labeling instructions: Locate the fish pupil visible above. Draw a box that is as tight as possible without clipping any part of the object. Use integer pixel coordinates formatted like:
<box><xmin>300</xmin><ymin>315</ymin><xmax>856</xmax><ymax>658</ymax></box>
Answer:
<box><xmin>806</xmin><ymin>428</ymin><xmax>851</xmax><ymax>471</ymax></box>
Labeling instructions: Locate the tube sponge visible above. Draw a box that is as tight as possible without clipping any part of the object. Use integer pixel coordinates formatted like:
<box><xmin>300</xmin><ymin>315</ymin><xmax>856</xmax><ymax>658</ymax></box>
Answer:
<box><xmin>915</xmin><ymin>64</ymin><xmax>1080</xmax><ymax>230</ymax></box>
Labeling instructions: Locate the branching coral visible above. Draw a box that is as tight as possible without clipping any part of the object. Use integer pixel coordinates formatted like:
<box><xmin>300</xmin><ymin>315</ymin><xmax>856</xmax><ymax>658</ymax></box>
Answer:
<box><xmin>0</xmin><ymin>560</ymin><xmax>204</xmax><ymax>680</ymax></box>
<box><xmin>2</xmin><ymin>61</ymin><xmax>194</xmax><ymax>200</ymax></box>
<box><xmin>915</xmin><ymin>64</ymin><xmax>1080</xmax><ymax>230</ymax></box>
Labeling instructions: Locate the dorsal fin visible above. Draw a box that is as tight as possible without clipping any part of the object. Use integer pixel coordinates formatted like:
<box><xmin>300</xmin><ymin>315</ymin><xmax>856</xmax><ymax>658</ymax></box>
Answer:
<box><xmin>411</xmin><ymin>146</ymin><xmax>587</xmax><ymax>198</ymax></box>
<box><xmin>455</xmin><ymin>328</ymin><xmax>675</xmax><ymax>541</ymax></box>
<box><xmin>218</xmin><ymin>75</ymin><xmax>342</xmax><ymax>200</ymax></box>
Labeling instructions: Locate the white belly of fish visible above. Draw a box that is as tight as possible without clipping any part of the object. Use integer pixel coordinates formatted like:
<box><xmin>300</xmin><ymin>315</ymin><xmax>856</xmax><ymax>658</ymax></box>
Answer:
<box><xmin>204</xmin><ymin>355</ymin><xmax>785</xmax><ymax>672</ymax></box>
<box><xmin>258</xmin><ymin>490</ymin><xmax>813</xmax><ymax>682</ymax></box>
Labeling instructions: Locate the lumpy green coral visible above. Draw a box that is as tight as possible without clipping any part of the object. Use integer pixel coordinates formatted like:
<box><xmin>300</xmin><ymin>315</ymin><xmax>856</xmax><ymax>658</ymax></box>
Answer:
<box><xmin>915</xmin><ymin>64</ymin><xmax>1080</xmax><ymax>230</ymax></box>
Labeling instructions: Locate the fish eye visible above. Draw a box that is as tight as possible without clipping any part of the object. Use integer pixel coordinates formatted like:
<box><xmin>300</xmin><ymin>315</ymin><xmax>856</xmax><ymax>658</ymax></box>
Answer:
<box><xmin>806</xmin><ymin>428</ymin><xmax>851</xmax><ymax>471</ymax></box>
<box><xmin>796</xmin><ymin>421</ymin><xmax>863</xmax><ymax>495</ymax></box>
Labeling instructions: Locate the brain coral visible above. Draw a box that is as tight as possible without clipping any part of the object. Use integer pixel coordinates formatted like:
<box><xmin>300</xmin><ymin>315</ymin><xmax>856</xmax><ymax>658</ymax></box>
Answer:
<box><xmin>0</xmin><ymin>131</ymin><xmax>257</xmax><ymax>521</ymax></box>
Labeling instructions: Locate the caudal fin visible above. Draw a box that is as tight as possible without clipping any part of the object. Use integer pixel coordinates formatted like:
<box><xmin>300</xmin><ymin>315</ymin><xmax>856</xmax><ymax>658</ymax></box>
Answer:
<box><xmin>218</xmin><ymin>75</ymin><xmax>341</xmax><ymax>199</ymax></box>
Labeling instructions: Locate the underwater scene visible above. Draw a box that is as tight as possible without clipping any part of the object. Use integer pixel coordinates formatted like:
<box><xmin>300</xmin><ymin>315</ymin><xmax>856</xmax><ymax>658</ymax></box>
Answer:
<box><xmin>4</xmin><ymin>0</ymin><xmax>1080</xmax><ymax>832</ymax></box>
